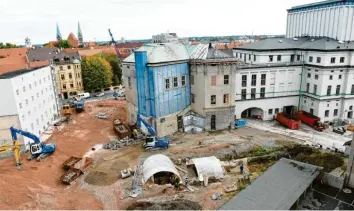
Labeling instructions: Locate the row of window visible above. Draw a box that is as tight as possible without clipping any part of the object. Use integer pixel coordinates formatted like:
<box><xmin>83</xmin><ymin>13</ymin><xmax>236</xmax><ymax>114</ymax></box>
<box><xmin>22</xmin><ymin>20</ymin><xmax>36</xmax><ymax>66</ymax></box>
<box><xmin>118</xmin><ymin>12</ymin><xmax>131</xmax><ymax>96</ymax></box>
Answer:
<box><xmin>190</xmin><ymin>93</ymin><xmax>230</xmax><ymax>105</ymax></box>
<box><xmin>19</xmin><ymin>96</ymin><xmax>55</xmax><ymax>110</ymax></box>
<box><xmin>305</xmin><ymin>83</ymin><xmax>354</xmax><ymax>96</ymax></box>
<box><xmin>190</xmin><ymin>75</ymin><xmax>230</xmax><ymax>86</ymax></box>
<box><xmin>60</xmin><ymin>72</ymin><xmax>81</xmax><ymax>80</ymax></box>
<box><xmin>23</xmin><ymin>114</ymin><xmax>55</xmax><ymax>136</ymax></box>
<box><xmin>307</xmin><ymin>73</ymin><xmax>342</xmax><ymax>80</ymax></box>
<box><xmin>235</xmin><ymin>53</ymin><xmax>257</xmax><ymax>62</ymax></box>
<box><xmin>165</xmin><ymin>75</ymin><xmax>186</xmax><ymax>90</ymax></box>
<box><xmin>62</xmin><ymin>81</ymin><xmax>82</xmax><ymax>90</ymax></box>
<box><xmin>242</xmin><ymin>74</ymin><xmax>266</xmax><ymax>87</ymax></box>
<box><xmin>241</xmin><ymin>88</ymin><xmax>266</xmax><ymax>100</ymax></box>
<box><xmin>22</xmin><ymin>107</ymin><xmax>54</xmax><ymax>122</ymax></box>
<box><xmin>59</xmin><ymin>65</ymin><xmax>80</xmax><ymax>71</ymax></box>
<box><xmin>15</xmin><ymin>75</ymin><xmax>51</xmax><ymax>95</ymax></box>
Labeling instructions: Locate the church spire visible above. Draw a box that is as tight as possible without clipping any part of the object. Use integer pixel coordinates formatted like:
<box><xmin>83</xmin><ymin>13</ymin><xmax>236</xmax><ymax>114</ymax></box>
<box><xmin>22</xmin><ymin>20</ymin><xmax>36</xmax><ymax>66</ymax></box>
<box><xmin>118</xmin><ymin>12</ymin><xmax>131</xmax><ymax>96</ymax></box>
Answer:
<box><xmin>78</xmin><ymin>22</ymin><xmax>83</xmax><ymax>46</ymax></box>
<box><xmin>56</xmin><ymin>23</ymin><xmax>62</xmax><ymax>41</ymax></box>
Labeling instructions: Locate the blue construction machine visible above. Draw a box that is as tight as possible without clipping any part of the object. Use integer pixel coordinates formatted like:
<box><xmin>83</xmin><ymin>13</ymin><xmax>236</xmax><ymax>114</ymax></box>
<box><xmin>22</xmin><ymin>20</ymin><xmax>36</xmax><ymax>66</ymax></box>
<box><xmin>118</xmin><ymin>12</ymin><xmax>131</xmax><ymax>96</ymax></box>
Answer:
<box><xmin>137</xmin><ymin>114</ymin><xmax>169</xmax><ymax>151</ymax></box>
<box><xmin>10</xmin><ymin>126</ymin><xmax>56</xmax><ymax>161</ymax></box>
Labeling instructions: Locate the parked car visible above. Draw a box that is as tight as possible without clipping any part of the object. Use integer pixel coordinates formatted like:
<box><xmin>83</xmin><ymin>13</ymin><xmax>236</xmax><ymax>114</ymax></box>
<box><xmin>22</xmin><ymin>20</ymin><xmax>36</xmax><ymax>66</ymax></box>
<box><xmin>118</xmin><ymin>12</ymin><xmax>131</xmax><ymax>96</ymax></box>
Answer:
<box><xmin>96</xmin><ymin>92</ymin><xmax>105</xmax><ymax>97</ymax></box>
<box><xmin>77</xmin><ymin>92</ymin><xmax>91</xmax><ymax>99</ymax></box>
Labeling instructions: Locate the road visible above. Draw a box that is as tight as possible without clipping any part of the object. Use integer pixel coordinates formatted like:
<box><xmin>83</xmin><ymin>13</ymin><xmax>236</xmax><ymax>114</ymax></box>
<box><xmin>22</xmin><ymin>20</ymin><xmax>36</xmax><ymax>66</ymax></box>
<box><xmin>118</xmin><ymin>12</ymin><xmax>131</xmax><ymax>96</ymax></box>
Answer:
<box><xmin>61</xmin><ymin>90</ymin><xmax>116</xmax><ymax>105</ymax></box>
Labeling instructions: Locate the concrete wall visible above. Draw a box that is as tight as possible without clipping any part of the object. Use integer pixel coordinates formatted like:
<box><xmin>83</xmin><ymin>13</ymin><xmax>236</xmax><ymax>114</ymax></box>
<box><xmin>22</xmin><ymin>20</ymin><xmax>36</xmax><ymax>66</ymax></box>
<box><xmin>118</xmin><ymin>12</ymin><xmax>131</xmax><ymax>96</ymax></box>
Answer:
<box><xmin>0</xmin><ymin>115</ymin><xmax>21</xmax><ymax>145</ymax></box>
<box><xmin>0</xmin><ymin>79</ymin><xmax>17</xmax><ymax>116</ymax></box>
<box><xmin>322</xmin><ymin>172</ymin><xmax>345</xmax><ymax>189</ymax></box>
<box><xmin>205</xmin><ymin>107</ymin><xmax>235</xmax><ymax>131</ymax></box>
<box><xmin>155</xmin><ymin>112</ymin><xmax>179</xmax><ymax>137</ymax></box>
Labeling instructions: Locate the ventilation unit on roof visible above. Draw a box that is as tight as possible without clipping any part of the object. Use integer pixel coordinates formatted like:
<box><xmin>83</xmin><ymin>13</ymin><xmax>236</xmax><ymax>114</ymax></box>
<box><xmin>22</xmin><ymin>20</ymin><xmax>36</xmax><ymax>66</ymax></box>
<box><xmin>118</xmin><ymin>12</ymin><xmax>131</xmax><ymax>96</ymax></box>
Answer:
<box><xmin>278</xmin><ymin>40</ymin><xmax>283</xmax><ymax>43</ymax></box>
<box><xmin>311</xmin><ymin>39</ymin><xmax>315</xmax><ymax>42</ymax></box>
<box><xmin>293</xmin><ymin>37</ymin><xmax>298</xmax><ymax>41</ymax></box>
<box><xmin>338</xmin><ymin>40</ymin><xmax>344</xmax><ymax>44</ymax></box>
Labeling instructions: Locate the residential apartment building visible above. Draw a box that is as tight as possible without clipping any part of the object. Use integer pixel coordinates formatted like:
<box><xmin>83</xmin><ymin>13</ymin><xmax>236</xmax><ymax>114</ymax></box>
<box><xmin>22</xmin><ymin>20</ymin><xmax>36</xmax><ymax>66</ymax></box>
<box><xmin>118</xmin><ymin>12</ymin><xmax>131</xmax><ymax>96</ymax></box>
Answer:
<box><xmin>233</xmin><ymin>37</ymin><xmax>354</xmax><ymax>122</ymax></box>
<box><xmin>123</xmin><ymin>43</ymin><xmax>192</xmax><ymax>137</ymax></box>
<box><xmin>286</xmin><ymin>0</ymin><xmax>354</xmax><ymax>41</ymax></box>
<box><xmin>152</xmin><ymin>33</ymin><xmax>179</xmax><ymax>43</ymax></box>
<box><xmin>53</xmin><ymin>52</ymin><xmax>83</xmax><ymax>99</ymax></box>
<box><xmin>27</xmin><ymin>48</ymin><xmax>83</xmax><ymax>99</ymax></box>
<box><xmin>189</xmin><ymin>44</ymin><xmax>237</xmax><ymax>131</ymax></box>
<box><xmin>0</xmin><ymin>66</ymin><xmax>59</xmax><ymax>145</ymax></box>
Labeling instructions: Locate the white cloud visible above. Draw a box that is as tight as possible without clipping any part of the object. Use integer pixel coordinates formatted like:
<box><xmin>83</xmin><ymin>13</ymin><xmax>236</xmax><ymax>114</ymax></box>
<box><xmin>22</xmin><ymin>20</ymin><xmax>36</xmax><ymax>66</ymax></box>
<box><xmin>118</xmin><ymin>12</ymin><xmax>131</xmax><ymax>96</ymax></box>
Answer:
<box><xmin>0</xmin><ymin>0</ymin><xmax>318</xmax><ymax>45</ymax></box>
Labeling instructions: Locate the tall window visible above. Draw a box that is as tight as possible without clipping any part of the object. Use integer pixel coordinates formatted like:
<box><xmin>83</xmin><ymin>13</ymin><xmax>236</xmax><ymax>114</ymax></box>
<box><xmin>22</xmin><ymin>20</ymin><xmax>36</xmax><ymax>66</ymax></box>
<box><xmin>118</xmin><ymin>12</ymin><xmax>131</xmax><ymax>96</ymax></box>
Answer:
<box><xmin>330</xmin><ymin>57</ymin><xmax>336</xmax><ymax>64</ymax></box>
<box><xmin>249</xmin><ymin>54</ymin><xmax>251</xmax><ymax>60</ymax></box>
<box><xmin>63</xmin><ymin>84</ymin><xmax>66</xmax><ymax>89</ymax></box>
<box><xmin>307</xmin><ymin>73</ymin><xmax>311</xmax><ymax>78</ymax></box>
<box><xmin>315</xmin><ymin>75</ymin><xmax>319</xmax><ymax>80</ymax></box>
<box><xmin>254</xmin><ymin>55</ymin><xmax>256</xmax><ymax>61</ymax></box>
<box><xmin>190</xmin><ymin>75</ymin><xmax>194</xmax><ymax>85</ymax></box>
<box><xmin>260</xmin><ymin>87</ymin><xmax>265</xmax><ymax>98</ymax></box>
<box><xmin>59</xmin><ymin>66</ymin><xmax>63</xmax><ymax>71</ymax></box>
<box><xmin>67</xmin><ymin>65</ymin><xmax>71</xmax><ymax>69</ymax></box>
<box><xmin>211</xmin><ymin>76</ymin><xmax>216</xmax><ymax>86</ymax></box>
<box><xmin>261</xmin><ymin>74</ymin><xmax>266</xmax><ymax>86</ymax></box>
<box><xmin>223</xmin><ymin>94</ymin><xmax>229</xmax><ymax>104</ymax></box>
<box><xmin>269</xmin><ymin>55</ymin><xmax>273</xmax><ymax>62</ymax></box>
<box><xmin>181</xmin><ymin>75</ymin><xmax>186</xmax><ymax>86</ymax></box>
<box><xmin>191</xmin><ymin>93</ymin><xmax>195</xmax><ymax>104</ymax></box>
<box><xmin>61</xmin><ymin>74</ymin><xmax>65</xmax><ymax>80</ymax></box>
<box><xmin>165</xmin><ymin>78</ymin><xmax>170</xmax><ymax>89</ymax></box>
<box><xmin>211</xmin><ymin>95</ymin><xmax>216</xmax><ymax>105</ymax></box>
<box><xmin>173</xmin><ymin>77</ymin><xmax>178</xmax><ymax>87</ymax></box>
<box><xmin>70</xmin><ymin>83</ymin><xmax>74</xmax><ymax>88</ymax></box>
<box><xmin>327</xmin><ymin>85</ymin><xmax>332</xmax><ymax>96</ymax></box>
<box><xmin>297</xmin><ymin>55</ymin><xmax>301</xmax><ymax>61</ymax></box>
<box><xmin>336</xmin><ymin>85</ymin><xmax>341</xmax><ymax>95</ymax></box>
<box><xmin>329</xmin><ymin>75</ymin><xmax>333</xmax><ymax>80</ymax></box>
<box><xmin>251</xmin><ymin>74</ymin><xmax>257</xmax><ymax>86</ymax></box>
<box><xmin>351</xmin><ymin>85</ymin><xmax>354</xmax><ymax>94</ymax></box>
<box><xmin>251</xmin><ymin>88</ymin><xmax>256</xmax><ymax>99</ymax></box>
<box><xmin>340</xmin><ymin>57</ymin><xmax>345</xmax><ymax>63</ymax></box>
<box><xmin>314</xmin><ymin>85</ymin><xmax>317</xmax><ymax>95</ymax></box>
<box><xmin>316</xmin><ymin>57</ymin><xmax>321</xmax><ymax>63</ymax></box>
<box><xmin>291</xmin><ymin>55</ymin><xmax>295</xmax><ymax>62</ymax></box>
<box><xmin>241</xmin><ymin>89</ymin><xmax>247</xmax><ymax>100</ymax></box>
<box><xmin>325</xmin><ymin>110</ymin><xmax>329</xmax><ymax>117</ymax></box>
<box><xmin>306</xmin><ymin>83</ymin><xmax>310</xmax><ymax>92</ymax></box>
<box><xmin>334</xmin><ymin>109</ymin><xmax>338</xmax><ymax>116</ymax></box>
<box><xmin>277</xmin><ymin>55</ymin><xmax>281</xmax><ymax>61</ymax></box>
<box><xmin>242</xmin><ymin>75</ymin><xmax>247</xmax><ymax>87</ymax></box>
<box><xmin>69</xmin><ymin>73</ymin><xmax>72</xmax><ymax>79</ymax></box>
<box><xmin>224</xmin><ymin>75</ymin><xmax>229</xmax><ymax>85</ymax></box>
<box><xmin>309</xmin><ymin>56</ymin><xmax>313</xmax><ymax>62</ymax></box>
<box><xmin>128</xmin><ymin>77</ymin><xmax>131</xmax><ymax>88</ymax></box>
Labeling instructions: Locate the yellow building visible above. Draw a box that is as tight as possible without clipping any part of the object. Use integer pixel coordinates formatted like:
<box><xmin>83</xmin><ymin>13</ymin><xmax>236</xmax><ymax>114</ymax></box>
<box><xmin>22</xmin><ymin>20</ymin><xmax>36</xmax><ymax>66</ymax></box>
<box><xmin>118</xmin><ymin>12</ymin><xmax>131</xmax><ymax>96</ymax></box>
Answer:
<box><xmin>53</xmin><ymin>53</ymin><xmax>84</xmax><ymax>99</ymax></box>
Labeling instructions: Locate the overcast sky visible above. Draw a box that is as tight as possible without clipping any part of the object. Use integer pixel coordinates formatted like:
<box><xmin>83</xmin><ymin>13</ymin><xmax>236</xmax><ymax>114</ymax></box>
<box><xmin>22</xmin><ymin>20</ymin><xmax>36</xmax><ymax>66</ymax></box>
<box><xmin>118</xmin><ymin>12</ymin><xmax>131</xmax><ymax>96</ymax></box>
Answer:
<box><xmin>0</xmin><ymin>0</ymin><xmax>318</xmax><ymax>45</ymax></box>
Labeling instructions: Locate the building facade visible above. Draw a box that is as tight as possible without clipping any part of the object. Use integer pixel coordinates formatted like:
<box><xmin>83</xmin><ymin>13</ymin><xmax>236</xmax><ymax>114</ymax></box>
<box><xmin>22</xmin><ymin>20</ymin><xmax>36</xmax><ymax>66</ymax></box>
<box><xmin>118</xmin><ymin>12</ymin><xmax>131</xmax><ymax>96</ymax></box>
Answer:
<box><xmin>123</xmin><ymin>43</ymin><xmax>192</xmax><ymax>137</ymax></box>
<box><xmin>152</xmin><ymin>33</ymin><xmax>179</xmax><ymax>43</ymax></box>
<box><xmin>53</xmin><ymin>52</ymin><xmax>83</xmax><ymax>99</ymax></box>
<box><xmin>233</xmin><ymin>37</ymin><xmax>354</xmax><ymax>122</ymax></box>
<box><xmin>0</xmin><ymin>66</ymin><xmax>59</xmax><ymax>145</ymax></box>
<box><xmin>286</xmin><ymin>0</ymin><xmax>354</xmax><ymax>41</ymax></box>
<box><xmin>190</xmin><ymin>45</ymin><xmax>237</xmax><ymax>131</ymax></box>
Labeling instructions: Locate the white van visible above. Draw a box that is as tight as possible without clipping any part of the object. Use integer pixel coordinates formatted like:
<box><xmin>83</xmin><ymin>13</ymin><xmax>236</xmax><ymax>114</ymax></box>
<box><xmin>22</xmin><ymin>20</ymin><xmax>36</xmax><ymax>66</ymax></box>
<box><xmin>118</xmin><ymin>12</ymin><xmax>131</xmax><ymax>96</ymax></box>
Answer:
<box><xmin>77</xmin><ymin>92</ymin><xmax>91</xmax><ymax>99</ymax></box>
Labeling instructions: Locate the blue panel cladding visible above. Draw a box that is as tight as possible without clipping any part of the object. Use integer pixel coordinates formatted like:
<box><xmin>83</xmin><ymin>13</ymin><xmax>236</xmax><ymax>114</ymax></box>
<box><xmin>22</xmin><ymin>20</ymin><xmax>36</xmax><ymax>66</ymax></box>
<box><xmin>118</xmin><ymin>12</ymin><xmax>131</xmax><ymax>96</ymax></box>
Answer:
<box><xmin>151</xmin><ymin>62</ymin><xmax>190</xmax><ymax>118</ymax></box>
<box><xmin>135</xmin><ymin>51</ymin><xmax>150</xmax><ymax>117</ymax></box>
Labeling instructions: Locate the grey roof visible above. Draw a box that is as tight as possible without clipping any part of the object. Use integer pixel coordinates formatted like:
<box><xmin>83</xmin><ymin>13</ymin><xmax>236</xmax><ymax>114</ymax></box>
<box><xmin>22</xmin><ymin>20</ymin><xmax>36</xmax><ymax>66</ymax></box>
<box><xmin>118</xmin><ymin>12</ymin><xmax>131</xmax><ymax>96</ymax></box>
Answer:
<box><xmin>52</xmin><ymin>52</ymin><xmax>81</xmax><ymax>65</ymax></box>
<box><xmin>236</xmin><ymin>37</ymin><xmax>354</xmax><ymax>51</ymax></box>
<box><xmin>219</xmin><ymin>158</ymin><xmax>321</xmax><ymax>210</ymax></box>
<box><xmin>206</xmin><ymin>48</ymin><xmax>233</xmax><ymax>59</ymax></box>
<box><xmin>0</xmin><ymin>66</ymin><xmax>48</xmax><ymax>79</ymax></box>
<box><xmin>27</xmin><ymin>48</ymin><xmax>60</xmax><ymax>62</ymax></box>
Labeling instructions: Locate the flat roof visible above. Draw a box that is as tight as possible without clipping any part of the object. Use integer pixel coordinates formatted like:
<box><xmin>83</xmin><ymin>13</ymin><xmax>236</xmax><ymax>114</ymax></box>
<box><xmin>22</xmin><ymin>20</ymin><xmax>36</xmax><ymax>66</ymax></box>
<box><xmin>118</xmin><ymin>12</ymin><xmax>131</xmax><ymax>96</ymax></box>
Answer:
<box><xmin>219</xmin><ymin>158</ymin><xmax>321</xmax><ymax>210</ymax></box>
<box><xmin>0</xmin><ymin>65</ymin><xmax>48</xmax><ymax>79</ymax></box>
<box><xmin>288</xmin><ymin>0</ymin><xmax>354</xmax><ymax>13</ymax></box>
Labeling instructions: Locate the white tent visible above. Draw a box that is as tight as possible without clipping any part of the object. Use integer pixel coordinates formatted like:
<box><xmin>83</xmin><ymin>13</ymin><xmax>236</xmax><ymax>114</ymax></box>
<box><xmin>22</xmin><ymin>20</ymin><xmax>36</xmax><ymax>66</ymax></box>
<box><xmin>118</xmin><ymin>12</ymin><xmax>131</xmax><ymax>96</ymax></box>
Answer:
<box><xmin>191</xmin><ymin>156</ymin><xmax>224</xmax><ymax>179</ymax></box>
<box><xmin>142</xmin><ymin>154</ymin><xmax>181</xmax><ymax>184</ymax></box>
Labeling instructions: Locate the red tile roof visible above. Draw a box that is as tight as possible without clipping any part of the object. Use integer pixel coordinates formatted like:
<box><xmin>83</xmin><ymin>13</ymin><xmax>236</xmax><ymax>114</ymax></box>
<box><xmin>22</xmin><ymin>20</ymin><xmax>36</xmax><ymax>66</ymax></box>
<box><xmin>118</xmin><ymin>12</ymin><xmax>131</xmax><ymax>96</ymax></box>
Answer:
<box><xmin>0</xmin><ymin>48</ymin><xmax>28</xmax><ymax>58</ymax></box>
<box><xmin>67</xmin><ymin>33</ymin><xmax>79</xmax><ymax>48</ymax></box>
<box><xmin>116</xmin><ymin>42</ymin><xmax>144</xmax><ymax>49</ymax></box>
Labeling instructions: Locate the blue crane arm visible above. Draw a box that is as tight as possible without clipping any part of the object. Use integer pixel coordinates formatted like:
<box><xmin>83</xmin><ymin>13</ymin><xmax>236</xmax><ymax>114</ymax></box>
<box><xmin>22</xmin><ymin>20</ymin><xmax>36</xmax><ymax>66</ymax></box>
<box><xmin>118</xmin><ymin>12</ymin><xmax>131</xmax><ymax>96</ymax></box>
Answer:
<box><xmin>108</xmin><ymin>29</ymin><xmax>123</xmax><ymax>61</ymax></box>
<box><xmin>137</xmin><ymin>114</ymin><xmax>156</xmax><ymax>136</ymax></box>
<box><xmin>10</xmin><ymin>126</ymin><xmax>40</xmax><ymax>144</ymax></box>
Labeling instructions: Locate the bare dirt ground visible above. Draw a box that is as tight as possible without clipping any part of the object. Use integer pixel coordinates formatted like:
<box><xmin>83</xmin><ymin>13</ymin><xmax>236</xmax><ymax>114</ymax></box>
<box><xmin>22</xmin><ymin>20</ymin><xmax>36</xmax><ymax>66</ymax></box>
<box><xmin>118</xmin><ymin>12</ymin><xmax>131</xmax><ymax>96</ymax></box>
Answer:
<box><xmin>0</xmin><ymin>101</ymin><xmax>310</xmax><ymax>210</ymax></box>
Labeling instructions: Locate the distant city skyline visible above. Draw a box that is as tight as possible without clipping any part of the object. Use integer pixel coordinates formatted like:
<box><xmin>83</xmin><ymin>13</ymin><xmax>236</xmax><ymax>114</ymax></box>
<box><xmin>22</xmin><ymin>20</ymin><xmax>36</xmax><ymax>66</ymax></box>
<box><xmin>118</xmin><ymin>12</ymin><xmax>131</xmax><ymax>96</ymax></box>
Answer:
<box><xmin>0</xmin><ymin>0</ymin><xmax>319</xmax><ymax>45</ymax></box>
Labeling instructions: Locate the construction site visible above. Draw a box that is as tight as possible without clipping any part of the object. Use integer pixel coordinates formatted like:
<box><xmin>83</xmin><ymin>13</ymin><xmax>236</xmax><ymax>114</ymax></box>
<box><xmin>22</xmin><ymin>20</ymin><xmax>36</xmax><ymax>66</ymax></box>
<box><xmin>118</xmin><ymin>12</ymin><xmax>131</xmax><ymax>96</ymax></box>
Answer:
<box><xmin>0</xmin><ymin>99</ymin><xmax>353</xmax><ymax>210</ymax></box>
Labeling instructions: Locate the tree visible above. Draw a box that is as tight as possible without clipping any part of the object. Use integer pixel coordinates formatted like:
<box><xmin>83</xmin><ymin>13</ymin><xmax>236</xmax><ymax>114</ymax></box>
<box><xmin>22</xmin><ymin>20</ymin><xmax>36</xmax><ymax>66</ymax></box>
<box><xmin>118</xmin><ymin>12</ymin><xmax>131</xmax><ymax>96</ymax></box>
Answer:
<box><xmin>99</xmin><ymin>53</ymin><xmax>122</xmax><ymax>86</ymax></box>
<box><xmin>0</xmin><ymin>42</ymin><xmax>18</xmax><ymax>49</ymax></box>
<box><xmin>43</xmin><ymin>42</ymin><xmax>55</xmax><ymax>48</ymax></box>
<box><xmin>56</xmin><ymin>40</ymin><xmax>73</xmax><ymax>49</ymax></box>
<box><xmin>81</xmin><ymin>56</ymin><xmax>113</xmax><ymax>91</ymax></box>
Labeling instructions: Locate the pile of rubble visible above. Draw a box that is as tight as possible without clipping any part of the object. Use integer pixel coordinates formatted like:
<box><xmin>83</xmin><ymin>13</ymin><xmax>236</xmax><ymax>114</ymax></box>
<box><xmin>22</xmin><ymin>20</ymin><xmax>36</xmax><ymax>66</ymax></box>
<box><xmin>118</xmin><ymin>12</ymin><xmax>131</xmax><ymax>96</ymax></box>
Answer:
<box><xmin>103</xmin><ymin>137</ymin><xmax>142</xmax><ymax>150</ymax></box>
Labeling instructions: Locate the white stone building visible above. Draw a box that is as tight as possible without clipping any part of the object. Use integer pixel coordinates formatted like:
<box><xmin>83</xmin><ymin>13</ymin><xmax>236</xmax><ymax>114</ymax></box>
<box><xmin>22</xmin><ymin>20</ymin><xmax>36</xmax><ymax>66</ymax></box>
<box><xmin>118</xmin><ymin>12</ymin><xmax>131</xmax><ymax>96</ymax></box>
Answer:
<box><xmin>286</xmin><ymin>0</ymin><xmax>354</xmax><ymax>41</ymax></box>
<box><xmin>233</xmin><ymin>37</ymin><xmax>354</xmax><ymax>122</ymax></box>
<box><xmin>152</xmin><ymin>33</ymin><xmax>179</xmax><ymax>43</ymax></box>
<box><xmin>0</xmin><ymin>66</ymin><xmax>59</xmax><ymax>145</ymax></box>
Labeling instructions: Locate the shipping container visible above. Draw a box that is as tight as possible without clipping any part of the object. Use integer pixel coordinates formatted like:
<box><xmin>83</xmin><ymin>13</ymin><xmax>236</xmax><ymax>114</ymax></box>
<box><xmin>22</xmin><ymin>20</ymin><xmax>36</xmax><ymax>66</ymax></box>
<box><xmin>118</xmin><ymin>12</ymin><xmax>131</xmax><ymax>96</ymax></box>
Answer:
<box><xmin>276</xmin><ymin>113</ymin><xmax>301</xmax><ymax>130</ymax></box>
<box><xmin>295</xmin><ymin>110</ymin><xmax>324</xmax><ymax>131</ymax></box>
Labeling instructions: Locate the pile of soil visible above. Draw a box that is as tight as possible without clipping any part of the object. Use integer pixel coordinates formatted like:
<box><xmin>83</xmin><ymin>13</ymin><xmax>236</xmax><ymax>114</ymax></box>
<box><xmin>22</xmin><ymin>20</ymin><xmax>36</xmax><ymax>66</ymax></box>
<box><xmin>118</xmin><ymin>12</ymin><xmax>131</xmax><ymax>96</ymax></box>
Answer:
<box><xmin>84</xmin><ymin>170</ymin><xmax>118</xmax><ymax>186</ymax></box>
<box><xmin>127</xmin><ymin>200</ymin><xmax>201</xmax><ymax>210</ymax></box>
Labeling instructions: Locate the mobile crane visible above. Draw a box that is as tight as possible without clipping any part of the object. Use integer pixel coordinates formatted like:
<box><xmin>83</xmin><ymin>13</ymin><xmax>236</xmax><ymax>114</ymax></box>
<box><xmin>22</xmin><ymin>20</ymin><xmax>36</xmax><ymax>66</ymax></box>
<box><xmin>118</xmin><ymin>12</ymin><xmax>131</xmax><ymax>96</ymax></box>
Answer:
<box><xmin>10</xmin><ymin>126</ymin><xmax>56</xmax><ymax>161</ymax></box>
<box><xmin>137</xmin><ymin>114</ymin><xmax>169</xmax><ymax>151</ymax></box>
